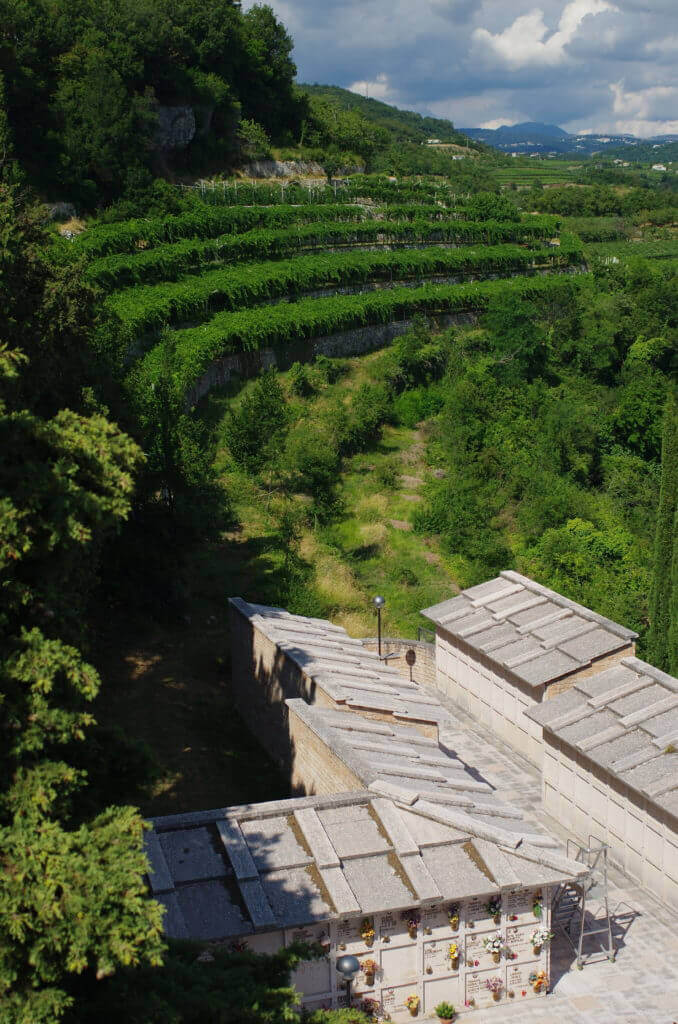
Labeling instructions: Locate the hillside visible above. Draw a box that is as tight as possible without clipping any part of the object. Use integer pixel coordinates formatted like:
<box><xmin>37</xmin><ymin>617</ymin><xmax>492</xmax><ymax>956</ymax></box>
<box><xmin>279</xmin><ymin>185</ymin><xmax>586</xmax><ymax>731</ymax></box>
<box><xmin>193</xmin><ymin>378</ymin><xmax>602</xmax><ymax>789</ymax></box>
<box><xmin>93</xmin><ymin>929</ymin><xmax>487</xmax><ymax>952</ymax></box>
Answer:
<box><xmin>300</xmin><ymin>83</ymin><xmax>481</xmax><ymax>149</ymax></box>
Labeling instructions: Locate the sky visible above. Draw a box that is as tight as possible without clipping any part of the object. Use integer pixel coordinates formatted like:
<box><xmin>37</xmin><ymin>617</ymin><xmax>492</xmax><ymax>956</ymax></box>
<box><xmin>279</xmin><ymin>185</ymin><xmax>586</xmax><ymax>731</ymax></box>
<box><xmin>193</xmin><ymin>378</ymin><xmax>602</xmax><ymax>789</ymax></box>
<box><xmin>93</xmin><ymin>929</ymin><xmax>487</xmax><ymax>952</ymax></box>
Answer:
<box><xmin>243</xmin><ymin>0</ymin><xmax>678</xmax><ymax>136</ymax></box>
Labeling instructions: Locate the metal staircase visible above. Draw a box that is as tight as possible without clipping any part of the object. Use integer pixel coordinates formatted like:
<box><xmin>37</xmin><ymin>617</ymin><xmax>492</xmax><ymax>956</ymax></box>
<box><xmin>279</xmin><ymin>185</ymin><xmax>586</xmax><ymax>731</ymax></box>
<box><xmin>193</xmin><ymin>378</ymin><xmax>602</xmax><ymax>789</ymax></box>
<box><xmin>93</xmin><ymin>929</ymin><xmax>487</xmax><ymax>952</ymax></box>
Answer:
<box><xmin>551</xmin><ymin>837</ymin><xmax>615</xmax><ymax>969</ymax></box>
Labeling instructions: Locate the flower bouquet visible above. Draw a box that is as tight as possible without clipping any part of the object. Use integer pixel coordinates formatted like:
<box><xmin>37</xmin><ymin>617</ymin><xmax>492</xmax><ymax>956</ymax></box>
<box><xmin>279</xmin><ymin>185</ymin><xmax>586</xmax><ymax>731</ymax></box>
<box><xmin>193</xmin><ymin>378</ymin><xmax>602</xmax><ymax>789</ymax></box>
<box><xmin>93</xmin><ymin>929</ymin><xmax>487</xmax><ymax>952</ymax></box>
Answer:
<box><xmin>485</xmin><ymin>976</ymin><xmax>503</xmax><ymax>1001</ymax></box>
<box><xmin>530</xmin><ymin>926</ymin><xmax>553</xmax><ymax>955</ymax></box>
<box><xmin>361</xmin><ymin>958</ymin><xmax>379</xmax><ymax>986</ymax></box>
<box><xmin>448</xmin><ymin>941</ymin><xmax>459</xmax><ymax>969</ymax></box>
<box><xmin>529</xmin><ymin>969</ymin><xmax>548</xmax><ymax>993</ymax></box>
<box><xmin>482</xmin><ymin>931</ymin><xmax>504</xmax><ymax>963</ymax></box>
<box><xmin>532</xmin><ymin>893</ymin><xmax>543</xmax><ymax>918</ymax></box>
<box><xmin>447</xmin><ymin>903</ymin><xmax>460</xmax><ymax>931</ymax></box>
<box><xmin>405</xmin><ymin>993</ymin><xmax>420</xmax><ymax>1016</ymax></box>
<box><xmin>361</xmin><ymin>917</ymin><xmax>376</xmax><ymax>946</ymax></box>
<box><xmin>485</xmin><ymin>896</ymin><xmax>502</xmax><ymax>924</ymax></box>
<box><xmin>402</xmin><ymin>910</ymin><xmax>421</xmax><ymax>939</ymax></box>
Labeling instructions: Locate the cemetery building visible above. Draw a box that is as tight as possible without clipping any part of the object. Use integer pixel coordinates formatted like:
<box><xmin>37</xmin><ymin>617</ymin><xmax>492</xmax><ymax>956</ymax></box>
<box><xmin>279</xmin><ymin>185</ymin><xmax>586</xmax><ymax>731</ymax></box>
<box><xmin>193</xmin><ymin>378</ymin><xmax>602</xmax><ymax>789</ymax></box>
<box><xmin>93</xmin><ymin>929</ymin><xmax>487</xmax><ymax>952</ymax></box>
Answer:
<box><xmin>144</xmin><ymin>578</ymin><xmax>678</xmax><ymax>1017</ymax></box>
<box><xmin>421</xmin><ymin>571</ymin><xmax>637</xmax><ymax>767</ymax></box>
<box><xmin>145</xmin><ymin>596</ymin><xmax>590</xmax><ymax>1020</ymax></box>
<box><xmin>525</xmin><ymin>656</ymin><xmax>678</xmax><ymax>910</ymax></box>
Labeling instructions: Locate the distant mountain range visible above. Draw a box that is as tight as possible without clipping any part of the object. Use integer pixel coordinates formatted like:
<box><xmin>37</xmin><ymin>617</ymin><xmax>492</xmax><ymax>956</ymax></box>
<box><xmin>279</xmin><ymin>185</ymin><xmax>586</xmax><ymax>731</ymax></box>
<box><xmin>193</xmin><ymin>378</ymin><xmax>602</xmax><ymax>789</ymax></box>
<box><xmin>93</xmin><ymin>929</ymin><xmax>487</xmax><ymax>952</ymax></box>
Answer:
<box><xmin>461</xmin><ymin>121</ymin><xmax>678</xmax><ymax>156</ymax></box>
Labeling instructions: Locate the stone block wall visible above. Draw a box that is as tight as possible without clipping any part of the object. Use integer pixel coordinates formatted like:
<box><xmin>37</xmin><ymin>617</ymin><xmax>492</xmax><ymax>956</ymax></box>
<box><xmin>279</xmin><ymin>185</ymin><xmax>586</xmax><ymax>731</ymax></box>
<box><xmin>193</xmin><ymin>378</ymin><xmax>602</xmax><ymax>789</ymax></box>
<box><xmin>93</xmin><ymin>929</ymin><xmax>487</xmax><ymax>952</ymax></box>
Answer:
<box><xmin>542</xmin><ymin>734</ymin><xmax>678</xmax><ymax>910</ymax></box>
<box><xmin>287</xmin><ymin>706</ymin><xmax>363</xmax><ymax>797</ymax></box>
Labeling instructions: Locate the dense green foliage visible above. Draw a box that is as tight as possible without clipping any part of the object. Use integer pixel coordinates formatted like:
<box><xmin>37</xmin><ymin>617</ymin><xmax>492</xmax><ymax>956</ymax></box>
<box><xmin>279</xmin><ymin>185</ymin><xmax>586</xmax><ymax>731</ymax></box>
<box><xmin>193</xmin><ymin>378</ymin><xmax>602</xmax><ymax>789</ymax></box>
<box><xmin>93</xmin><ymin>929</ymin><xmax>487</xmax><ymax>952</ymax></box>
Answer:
<box><xmin>649</xmin><ymin>387</ymin><xmax>678</xmax><ymax>671</ymax></box>
<box><xmin>0</xmin><ymin>187</ymin><xmax>164</xmax><ymax>1022</ymax></box>
<box><xmin>412</xmin><ymin>260</ymin><xmax>677</xmax><ymax>642</ymax></box>
<box><xmin>0</xmin><ymin>0</ymin><xmax>303</xmax><ymax>203</ymax></box>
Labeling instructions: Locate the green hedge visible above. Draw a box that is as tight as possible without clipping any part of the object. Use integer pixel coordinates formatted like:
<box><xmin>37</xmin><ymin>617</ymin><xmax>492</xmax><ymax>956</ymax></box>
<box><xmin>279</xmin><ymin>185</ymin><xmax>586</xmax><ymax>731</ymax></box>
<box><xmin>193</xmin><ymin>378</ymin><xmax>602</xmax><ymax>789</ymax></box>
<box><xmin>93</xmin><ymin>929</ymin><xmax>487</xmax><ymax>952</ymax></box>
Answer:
<box><xmin>106</xmin><ymin>239</ymin><xmax>582</xmax><ymax>343</ymax></box>
<box><xmin>133</xmin><ymin>273</ymin><xmax>585</xmax><ymax>402</ymax></box>
<box><xmin>88</xmin><ymin>216</ymin><xmax>562</xmax><ymax>291</ymax></box>
<box><xmin>586</xmin><ymin>240</ymin><xmax>678</xmax><ymax>261</ymax></box>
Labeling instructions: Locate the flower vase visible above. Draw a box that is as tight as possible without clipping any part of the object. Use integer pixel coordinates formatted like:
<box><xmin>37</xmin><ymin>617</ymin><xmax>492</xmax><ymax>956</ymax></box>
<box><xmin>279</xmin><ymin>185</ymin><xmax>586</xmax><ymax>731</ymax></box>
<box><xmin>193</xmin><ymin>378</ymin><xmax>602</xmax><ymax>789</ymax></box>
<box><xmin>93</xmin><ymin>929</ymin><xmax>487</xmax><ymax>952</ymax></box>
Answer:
<box><xmin>365</xmin><ymin>937</ymin><xmax>374</xmax><ymax>948</ymax></box>
<box><xmin>408</xmin><ymin>927</ymin><xmax>417</xmax><ymax>940</ymax></box>
<box><xmin>493</xmin><ymin>913</ymin><xmax>501</xmax><ymax>925</ymax></box>
<box><xmin>409</xmin><ymin>1006</ymin><xmax>418</xmax><ymax>1017</ymax></box>
<box><xmin>365</xmin><ymin>973</ymin><xmax>375</xmax><ymax>987</ymax></box>
<box><xmin>492</xmin><ymin>952</ymin><xmax>500</xmax><ymax>963</ymax></box>
<box><xmin>451</xmin><ymin>956</ymin><xmax>459</xmax><ymax>970</ymax></box>
<box><xmin>493</xmin><ymin>991</ymin><xmax>501</xmax><ymax>1002</ymax></box>
<box><xmin>533</xmin><ymin>944</ymin><xmax>542</xmax><ymax>956</ymax></box>
<box><xmin>449</xmin><ymin>915</ymin><xmax>459</xmax><ymax>931</ymax></box>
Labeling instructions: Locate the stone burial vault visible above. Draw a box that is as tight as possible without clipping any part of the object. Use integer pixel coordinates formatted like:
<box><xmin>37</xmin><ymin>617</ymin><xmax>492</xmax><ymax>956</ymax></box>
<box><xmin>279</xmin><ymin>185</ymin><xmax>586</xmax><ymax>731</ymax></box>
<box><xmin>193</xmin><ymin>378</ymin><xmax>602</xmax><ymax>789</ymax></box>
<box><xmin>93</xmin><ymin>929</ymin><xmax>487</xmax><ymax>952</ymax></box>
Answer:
<box><xmin>144</xmin><ymin>594</ymin><xmax>592</xmax><ymax>1020</ymax></box>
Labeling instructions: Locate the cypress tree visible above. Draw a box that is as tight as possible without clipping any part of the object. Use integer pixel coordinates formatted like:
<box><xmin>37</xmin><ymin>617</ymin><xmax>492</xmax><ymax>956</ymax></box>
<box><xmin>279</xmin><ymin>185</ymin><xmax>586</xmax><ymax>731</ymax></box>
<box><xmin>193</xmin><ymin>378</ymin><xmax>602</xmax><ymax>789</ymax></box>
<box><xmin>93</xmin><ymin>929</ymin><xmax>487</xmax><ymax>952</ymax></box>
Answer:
<box><xmin>669</xmin><ymin>501</ymin><xmax>678</xmax><ymax>676</ymax></box>
<box><xmin>648</xmin><ymin>384</ymin><xmax>678</xmax><ymax>670</ymax></box>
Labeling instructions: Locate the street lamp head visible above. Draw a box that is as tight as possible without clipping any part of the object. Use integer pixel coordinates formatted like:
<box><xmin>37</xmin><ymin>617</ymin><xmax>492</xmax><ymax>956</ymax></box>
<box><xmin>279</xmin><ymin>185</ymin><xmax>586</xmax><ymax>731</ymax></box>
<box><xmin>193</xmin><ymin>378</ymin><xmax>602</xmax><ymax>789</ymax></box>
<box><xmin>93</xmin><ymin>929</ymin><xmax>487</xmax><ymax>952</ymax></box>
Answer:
<box><xmin>335</xmin><ymin>954</ymin><xmax>360</xmax><ymax>981</ymax></box>
<box><xmin>372</xmin><ymin>595</ymin><xmax>386</xmax><ymax>609</ymax></box>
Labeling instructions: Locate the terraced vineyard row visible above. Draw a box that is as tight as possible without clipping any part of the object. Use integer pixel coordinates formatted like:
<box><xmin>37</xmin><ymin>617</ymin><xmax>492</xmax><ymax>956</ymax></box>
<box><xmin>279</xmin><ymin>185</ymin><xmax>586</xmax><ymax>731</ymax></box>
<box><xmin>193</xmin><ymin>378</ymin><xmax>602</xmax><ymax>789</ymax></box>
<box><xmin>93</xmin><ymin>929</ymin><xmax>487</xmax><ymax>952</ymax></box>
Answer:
<box><xmin>87</xmin><ymin>216</ymin><xmax>562</xmax><ymax>290</ymax></box>
<box><xmin>133</xmin><ymin>273</ymin><xmax>582</xmax><ymax>404</ymax></box>
<box><xmin>106</xmin><ymin>237</ymin><xmax>583</xmax><ymax>346</ymax></box>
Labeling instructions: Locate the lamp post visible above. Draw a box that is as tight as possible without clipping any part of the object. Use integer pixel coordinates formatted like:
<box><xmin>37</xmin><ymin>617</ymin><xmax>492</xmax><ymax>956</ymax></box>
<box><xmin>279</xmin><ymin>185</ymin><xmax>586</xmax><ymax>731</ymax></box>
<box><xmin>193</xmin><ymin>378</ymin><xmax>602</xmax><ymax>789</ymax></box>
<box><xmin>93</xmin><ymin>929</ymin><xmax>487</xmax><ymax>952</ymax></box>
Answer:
<box><xmin>372</xmin><ymin>595</ymin><xmax>385</xmax><ymax>658</ymax></box>
<box><xmin>336</xmin><ymin>953</ymin><xmax>360</xmax><ymax>1009</ymax></box>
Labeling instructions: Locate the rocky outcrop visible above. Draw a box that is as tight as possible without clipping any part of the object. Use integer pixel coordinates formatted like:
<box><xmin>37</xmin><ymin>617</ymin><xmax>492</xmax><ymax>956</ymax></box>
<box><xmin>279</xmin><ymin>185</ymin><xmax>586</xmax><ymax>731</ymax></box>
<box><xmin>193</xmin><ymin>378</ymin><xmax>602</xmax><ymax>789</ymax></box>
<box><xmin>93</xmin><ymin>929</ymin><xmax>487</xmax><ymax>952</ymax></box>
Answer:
<box><xmin>240</xmin><ymin>158</ymin><xmax>365</xmax><ymax>179</ymax></box>
<box><xmin>154</xmin><ymin>106</ymin><xmax>196</xmax><ymax>150</ymax></box>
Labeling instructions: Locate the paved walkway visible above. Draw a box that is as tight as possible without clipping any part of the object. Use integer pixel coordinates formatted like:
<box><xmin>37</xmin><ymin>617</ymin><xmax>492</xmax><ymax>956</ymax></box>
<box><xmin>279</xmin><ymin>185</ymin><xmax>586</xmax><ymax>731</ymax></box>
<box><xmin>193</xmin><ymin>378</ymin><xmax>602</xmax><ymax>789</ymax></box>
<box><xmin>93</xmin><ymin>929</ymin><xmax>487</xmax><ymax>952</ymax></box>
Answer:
<box><xmin>418</xmin><ymin>678</ymin><xmax>678</xmax><ymax>1024</ymax></box>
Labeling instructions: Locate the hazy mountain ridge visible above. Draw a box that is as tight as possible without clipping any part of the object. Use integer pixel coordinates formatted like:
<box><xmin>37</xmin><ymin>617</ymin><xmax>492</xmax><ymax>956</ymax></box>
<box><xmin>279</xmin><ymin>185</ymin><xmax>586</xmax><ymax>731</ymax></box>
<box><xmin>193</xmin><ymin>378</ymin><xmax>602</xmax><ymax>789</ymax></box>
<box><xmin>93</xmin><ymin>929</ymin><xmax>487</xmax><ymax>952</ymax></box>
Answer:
<box><xmin>462</xmin><ymin>121</ymin><xmax>678</xmax><ymax>156</ymax></box>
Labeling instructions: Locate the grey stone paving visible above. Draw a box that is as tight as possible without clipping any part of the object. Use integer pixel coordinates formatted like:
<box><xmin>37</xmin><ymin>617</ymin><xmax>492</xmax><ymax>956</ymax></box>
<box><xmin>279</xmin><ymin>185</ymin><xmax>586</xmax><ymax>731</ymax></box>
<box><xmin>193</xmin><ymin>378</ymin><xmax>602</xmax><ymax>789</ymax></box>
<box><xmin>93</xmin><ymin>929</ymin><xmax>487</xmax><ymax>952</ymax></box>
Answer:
<box><xmin>421</xmin><ymin>679</ymin><xmax>678</xmax><ymax>1024</ymax></box>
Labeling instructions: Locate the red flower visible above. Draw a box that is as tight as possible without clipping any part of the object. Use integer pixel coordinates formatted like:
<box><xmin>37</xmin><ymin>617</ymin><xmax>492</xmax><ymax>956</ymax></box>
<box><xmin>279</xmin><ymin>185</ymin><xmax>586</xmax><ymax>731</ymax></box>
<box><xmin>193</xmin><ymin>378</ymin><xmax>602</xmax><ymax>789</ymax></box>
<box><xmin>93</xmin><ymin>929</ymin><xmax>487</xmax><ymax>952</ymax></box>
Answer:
<box><xmin>521</xmin><ymin>990</ymin><xmax>526</xmax><ymax>996</ymax></box>
<box><xmin>474</xmin><ymin>959</ymin><xmax>479</xmax><ymax>966</ymax></box>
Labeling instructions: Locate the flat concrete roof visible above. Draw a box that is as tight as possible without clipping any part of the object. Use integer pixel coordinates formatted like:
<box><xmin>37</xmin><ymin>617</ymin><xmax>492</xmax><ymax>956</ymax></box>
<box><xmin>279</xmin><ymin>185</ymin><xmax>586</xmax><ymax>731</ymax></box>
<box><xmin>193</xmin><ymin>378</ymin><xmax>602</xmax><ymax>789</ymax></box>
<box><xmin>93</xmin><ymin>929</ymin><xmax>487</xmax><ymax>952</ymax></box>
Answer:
<box><xmin>146</xmin><ymin>792</ymin><xmax>588</xmax><ymax>942</ymax></box>
<box><xmin>526</xmin><ymin>656</ymin><xmax>678</xmax><ymax>817</ymax></box>
<box><xmin>421</xmin><ymin>571</ymin><xmax>637</xmax><ymax>688</ymax></box>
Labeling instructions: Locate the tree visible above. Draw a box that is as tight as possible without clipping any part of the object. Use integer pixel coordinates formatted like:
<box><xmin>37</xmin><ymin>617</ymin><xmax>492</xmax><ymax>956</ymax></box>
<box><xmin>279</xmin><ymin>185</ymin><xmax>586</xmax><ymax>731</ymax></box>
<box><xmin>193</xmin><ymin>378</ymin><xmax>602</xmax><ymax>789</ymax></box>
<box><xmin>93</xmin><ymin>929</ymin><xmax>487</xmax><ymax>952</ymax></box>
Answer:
<box><xmin>648</xmin><ymin>385</ymin><xmax>678</xmax><ymax>670</ymax></box>
<box><xmin>482</xmin><ymin>291</ymin><xmax>548</xmax><ymax>380</ymax></box>
<box><xmin>224</xmin><ymin>368</ymin><xmax>288</xmax><ymax>473</ymax></box>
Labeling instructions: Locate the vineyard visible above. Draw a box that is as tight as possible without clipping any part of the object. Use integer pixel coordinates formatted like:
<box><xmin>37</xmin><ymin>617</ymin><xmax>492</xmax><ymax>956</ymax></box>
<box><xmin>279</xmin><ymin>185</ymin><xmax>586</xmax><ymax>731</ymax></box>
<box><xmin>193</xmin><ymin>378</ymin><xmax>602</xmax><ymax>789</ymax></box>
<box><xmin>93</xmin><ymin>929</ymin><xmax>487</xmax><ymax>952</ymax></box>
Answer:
<box><xmin>56</xmin><ymin>179</ymin><xmax>593</xmax><ymax>422</ymax></box>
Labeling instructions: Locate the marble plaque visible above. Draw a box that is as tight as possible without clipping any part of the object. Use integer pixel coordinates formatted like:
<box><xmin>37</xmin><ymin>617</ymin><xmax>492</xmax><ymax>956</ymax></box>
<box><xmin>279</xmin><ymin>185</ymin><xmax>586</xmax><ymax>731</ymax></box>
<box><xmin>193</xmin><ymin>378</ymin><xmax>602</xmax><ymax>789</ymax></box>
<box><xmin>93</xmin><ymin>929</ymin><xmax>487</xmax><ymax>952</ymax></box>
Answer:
<box><xmin>421</xmin><ymin>903</ymin><xmax>451</xmax><ymax>939</ymax></box>
<box><xmin>506</xmin><ymin>888</ymin><xmax>540</xmax><ymax>925</ymax></box>
<box><xmin>505</xmin><ymin>923</ymin><xmax>541</xmax><ymax>963</ymax></box>
<box><xmin>423</xmin><ymin>975</ymin><xmax>462</xmax><ymax>1014</ymax></box>
<box><xmin>465</xmin><ymin>894</ymin><xmax>497</xmax><ymax>929</ymax></box>
<box><xmin>378</xmin><ymin>911</ymin><xmax>400</xmax><ymax>941</ymax></box>
<box><xmin>465</xmin><ymin>968</ymin><xmax>505</xmax><ymax>1009</ymax></box>
<box><xmin>291</xmin><ymin>957</ymin><xmax>331</xmax><ymax>997</ymax></box>
<box><xmin>382</xmin><ymin>983</ymin><xmax>418</xmax><ymax>1019</ymax></box>
<box><xmin>336</xmin><ymin>917</ymin><xmax>370</xmax><ymax>954</ymax></box>
<box><xmin>507</xmin><ymin>959</ymin><xmax>542</xmax><ymax>995</ymax></box>
<box><xmin>464</xmin><ymin>929</ymin><xmax>502</xmax><ymax>969</ymax></box>
<box><xmin>246</xmin><ymin>930</ymin><xmax>284</xmax><ymax>955</ymax></box>
<box><xmin>423</xmin><ymin>939</ymin><xmax>458</xmax><ymax>976</ymax></box>
<box><xmin>381</xmin><ymin>942</ymin><xmax>418</xmax><ymax>985</ymax></box>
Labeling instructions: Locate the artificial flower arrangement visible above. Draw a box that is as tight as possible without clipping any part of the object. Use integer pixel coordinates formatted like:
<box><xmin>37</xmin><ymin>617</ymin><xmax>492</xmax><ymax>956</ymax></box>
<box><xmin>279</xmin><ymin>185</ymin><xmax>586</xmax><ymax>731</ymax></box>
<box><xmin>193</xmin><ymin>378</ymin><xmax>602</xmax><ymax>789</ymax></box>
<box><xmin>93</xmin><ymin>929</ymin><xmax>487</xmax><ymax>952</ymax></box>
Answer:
<box><xmin>448</xmin><ymin>941</ymin><xmax>459</xmax><ymax>966</ymax></box>
<box><xmin>402</xmin><ymin>910</ymin><xmax>421</xmax><ymax>938</ymax></box>
<box><xmin>405</xmin><ymin>993</ymin><xmax>420</xmax><ymax>1015</ymax></box>
<box><xmin>361</xmin><ymin>917</ymin><xmax>376</xmax><ymax>945</ymax></box>
<box><xmin>485</xmin><ymin>896</ymin><xmax>502</xmax><ymax>922</ymax></box>
<box><xmin>482</xmin><ymin>931</ymin><xmax>504</xmax><ymax>961</ymax></box>
<box><xmin>532</xmin><ymin>892</ymin><xmax>543</xmax><ymax>918</ymax></box>
<box><xmin>361</xmin><ymin>959</ymin><xmax>379</xmax><ymax>984</ymax></box>
<box><xmin>529</xmin><ymin>969</ymin><xmax>549</xmax><ymax>993</ymax></box>
<box><xmin>485</xmin><ymin>976</ymin><xmax>503</xmax><ymax>1001</ymax></box>
<box><xmin>530</xmin><ymin>926</ymin><xmax>554</xmax><ymax>952</ymax></box>
<box><xmin>447</xmin><ymin>904</ymin><xmax>460</xmax><ymax>930</ymax></box>
<box><xmin>360</xmin><ymin>996</ymin><xmax>380</xmax><ymax>1019</ymax></box>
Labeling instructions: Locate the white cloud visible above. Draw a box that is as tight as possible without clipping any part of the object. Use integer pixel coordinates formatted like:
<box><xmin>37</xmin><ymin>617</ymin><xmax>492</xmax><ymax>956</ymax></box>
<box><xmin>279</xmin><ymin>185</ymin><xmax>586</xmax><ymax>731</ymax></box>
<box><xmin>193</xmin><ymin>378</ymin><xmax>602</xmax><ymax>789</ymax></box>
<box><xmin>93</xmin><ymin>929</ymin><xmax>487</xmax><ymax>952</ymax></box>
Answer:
<box><xmin>472</xmin><ymin>0</ymin><xmax>618</xmax><ymax>68</ymax></box>
<box><xmin>348</xmin><ymin>73</ymin><xmax>393</xmax><ymax>102</ymax></box>
<box><xmin>610</xmin><ymin>81</ymin><xmax>677</xmax><ymax>119</ymax></box>
<box><xmin>479</xmin><ymin>118</ymin><xmax>519</xmax><ymax>129</ymax></box>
